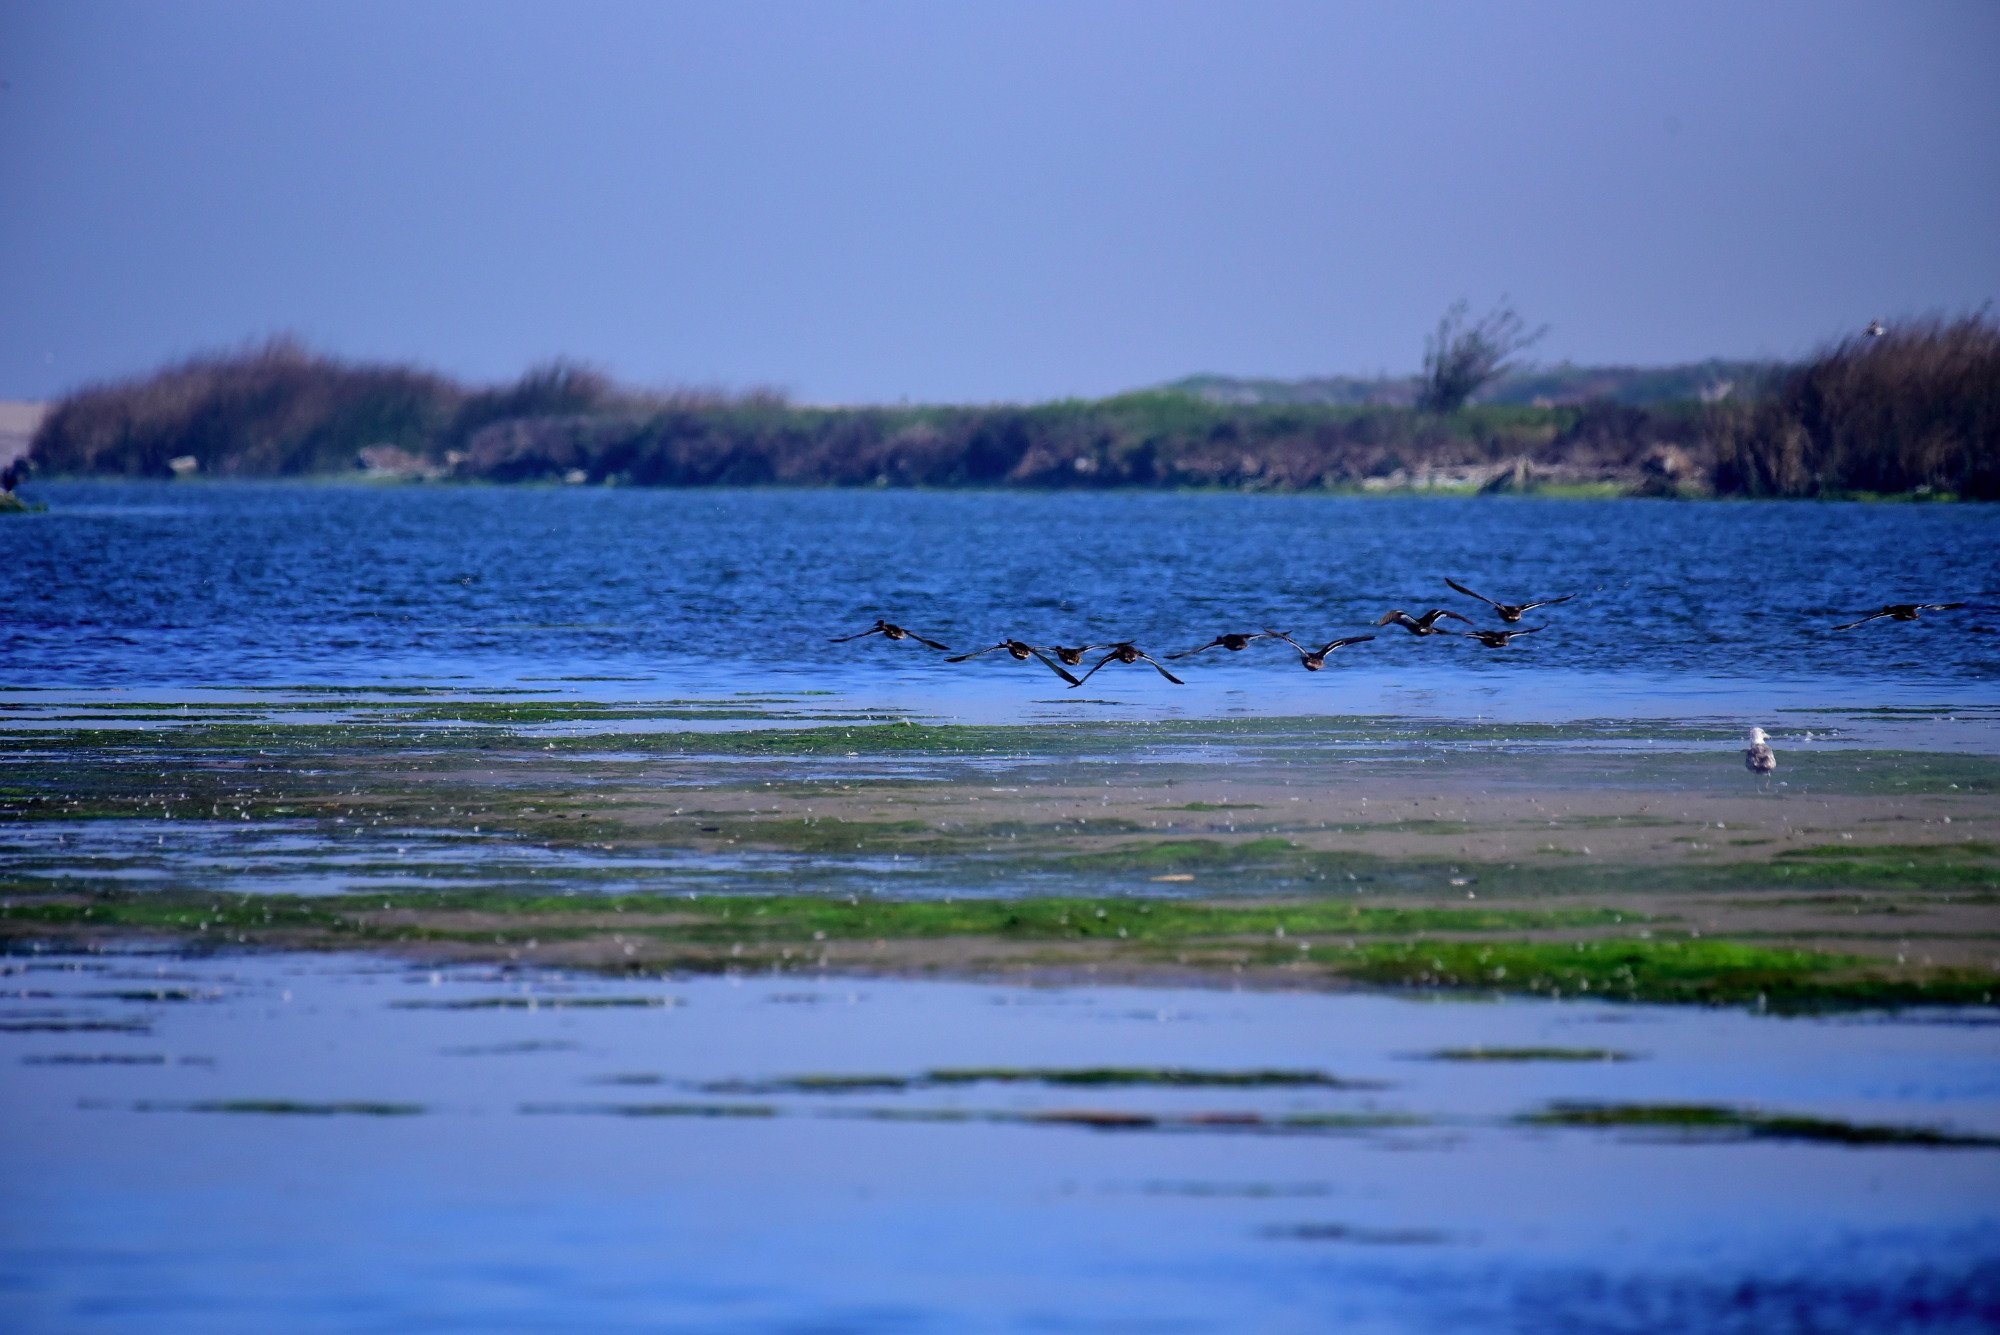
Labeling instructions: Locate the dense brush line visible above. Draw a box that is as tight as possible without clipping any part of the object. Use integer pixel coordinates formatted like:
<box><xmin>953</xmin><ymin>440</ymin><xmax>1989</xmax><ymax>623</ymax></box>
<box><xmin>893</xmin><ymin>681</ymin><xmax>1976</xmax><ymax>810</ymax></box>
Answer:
<box><xmin>1709</xmin><ymin>315</ymin><xmax>2000</xmax><ymax>499</ymax></box>
<box><xmin>26</xmin><ymin>319</ymin><xmax>1998</xmax><ymax>497</ymax></box>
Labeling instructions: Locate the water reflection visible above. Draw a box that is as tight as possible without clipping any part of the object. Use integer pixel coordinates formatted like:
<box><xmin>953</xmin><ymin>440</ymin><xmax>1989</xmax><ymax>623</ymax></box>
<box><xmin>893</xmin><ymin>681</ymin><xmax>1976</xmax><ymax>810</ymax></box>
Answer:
<box><xmin>2</xmin><ymin>949</ymin><xmax>1996</xmax><ymax>1330</ymax></box>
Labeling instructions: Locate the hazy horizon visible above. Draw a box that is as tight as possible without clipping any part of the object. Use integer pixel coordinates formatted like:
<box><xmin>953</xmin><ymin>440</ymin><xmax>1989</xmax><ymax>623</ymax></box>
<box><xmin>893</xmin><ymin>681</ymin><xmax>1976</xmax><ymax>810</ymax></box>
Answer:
<box><xmin>0</xmin><ymin>336</ymin><xmax>1797</xmax><ymax>412</ymax></box>
<box><xmin>3</xmin><ymin>0</ymin><xmax>1997</xmax><ymax>404</ymax></box>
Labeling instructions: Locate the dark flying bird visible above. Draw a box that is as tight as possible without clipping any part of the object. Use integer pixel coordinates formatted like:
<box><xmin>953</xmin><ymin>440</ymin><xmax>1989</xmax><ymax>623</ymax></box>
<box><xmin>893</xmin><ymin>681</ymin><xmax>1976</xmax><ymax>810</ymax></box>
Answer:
<box><xmin>1071</xmin><ymin>643</ymin><xmax>1185</xmax><ymax>687</ymax></box>
<box><xmin>1376</xmin><ymin>608</ymin><xmax>1475</xmax><ymax>636</ymax></box>
<box><xmin>1832</xmin><ymin>603</ymin><xmax>1966</xmax><ymax>631</ymax></box>
<box><xmin>1456</xmin><ymin>623</ymin><xmax>1549</xmax><ymax>648</ymax></box>
<box><xmin>1444</xmin><ymin>578</ymin><xmax>1575</xmax><ymax>623</ymax></box>
<box><xmin>1271</xmin><ymin>632</ymin><xmax>1375</xmax><ymax>671</ymax></box>
<box><xmin>1048</xmin><ymin>644</ymin><xmax>1106</xmax><ymax>667</ymax></box>
<box><xmin>946</xmin><ymin>639</ymin><xmax>1081</xmax><ymax>685</ymax></box>
<box><xmin>828</xmin><ymin>619</ymin><xmax>951</xmax><ymax>651</ymax></box>
<box><xmin>1168</xmin><ymin>630</ymin><xmax>1282</xmax><ymax>659</ymax></box>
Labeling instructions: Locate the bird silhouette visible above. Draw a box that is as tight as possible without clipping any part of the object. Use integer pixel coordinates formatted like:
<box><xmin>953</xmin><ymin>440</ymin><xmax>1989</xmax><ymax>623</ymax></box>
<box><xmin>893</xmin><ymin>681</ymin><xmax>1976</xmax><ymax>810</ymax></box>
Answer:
<box><xmin>1456</xmin><ymin>624</ymin><xmax>1548</xmax><ymax>648</ymax></box>
<box><xmin>1168</xmin><ymin>630</ymin><xmax>1281</xmax><ymax>659</ymax></box>
<box><xmin>1071</xmin><ymin>643</ymin><xmax>1184</xmax><ymax>687</ymax></box>
<box><xmin>1377</xmin><ymin>608</ymin><xmax>1475</xmax><ymax>636</ymax></box>
<box><xmin>829</xmin><ymin>619</ymin><xmax>951</xmax><ymax>651</ymax></box>
<box><xmin>946</xmin><ymin>639</ymin><xmax>1081</xmax><ymax>685</ymax></box>
<box><xmin>1048</xmin><ymin>644</ymin><xmax>1106</xmax><ymax>667</ymax></box>
<box><xmin>1271</xmin><ymin>632</ymin><xmax>1375</xmax><ymax>670</ymax></box>
<box><xmin>1444</xmin><ymin>579</ymin><xmax>1575</xmax><ymax>623</ymax></box>
<box><xmin>1833</xmin><ymin>603</ymin><xmax>1966</xmax><ymax>631</ymax></box>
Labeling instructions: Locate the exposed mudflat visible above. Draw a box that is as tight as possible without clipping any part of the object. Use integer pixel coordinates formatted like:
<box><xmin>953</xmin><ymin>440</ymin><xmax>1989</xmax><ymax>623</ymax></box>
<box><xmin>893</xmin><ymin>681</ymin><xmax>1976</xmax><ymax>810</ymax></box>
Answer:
<box><xmin>6</xmin><ymin>696</ymin><xmax>1997</xmax><ymax>1004</ymax></box>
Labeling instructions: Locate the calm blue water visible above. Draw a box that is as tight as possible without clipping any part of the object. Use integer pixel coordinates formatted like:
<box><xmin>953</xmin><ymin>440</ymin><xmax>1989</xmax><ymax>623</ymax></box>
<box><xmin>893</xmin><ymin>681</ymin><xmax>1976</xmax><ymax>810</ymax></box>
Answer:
<box><xmin>4</xmin><ymin>950</ymin><xmax>1997</xmax><ymax>1334</ymax></box>
<box><xmin>7</xmin><ymin>483</ymin><xmax>1998</xmax><ymax>713</ymax></box>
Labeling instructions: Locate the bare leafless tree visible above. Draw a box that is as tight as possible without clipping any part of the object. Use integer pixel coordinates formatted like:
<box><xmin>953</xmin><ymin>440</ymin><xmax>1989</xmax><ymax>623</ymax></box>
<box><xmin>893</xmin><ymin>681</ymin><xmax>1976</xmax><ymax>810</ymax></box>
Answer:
<box><xmin>1418</xmin><ymin>299</ymin><xmax>1549</xmax><ymax>412</ymax></box>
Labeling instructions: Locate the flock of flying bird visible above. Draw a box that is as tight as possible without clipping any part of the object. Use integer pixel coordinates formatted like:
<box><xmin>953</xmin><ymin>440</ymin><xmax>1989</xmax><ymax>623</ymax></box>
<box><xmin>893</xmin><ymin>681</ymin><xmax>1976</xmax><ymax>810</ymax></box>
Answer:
<box><xmin>832</xmin><ymin>580</ymin><xmax>1976</xmax><ymax>691</ymax></box>
<box><xmin>830</xmin><ymin>578</ymin><xmax>1578</xmax><ymax>689</ymax></box>
<box><xmin>834</xmin><ymin>583</ymin><xmax>1980</xmax><ymax>784</ymax></box>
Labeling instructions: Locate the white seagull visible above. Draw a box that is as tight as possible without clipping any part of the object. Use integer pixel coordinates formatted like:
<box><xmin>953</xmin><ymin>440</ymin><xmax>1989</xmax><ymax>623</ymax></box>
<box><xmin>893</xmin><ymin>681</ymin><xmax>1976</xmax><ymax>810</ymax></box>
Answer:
<box><xmin>1744</xmin><ymin>727</ymin><xmax>1777</xmax><ymax>789</ymax></box>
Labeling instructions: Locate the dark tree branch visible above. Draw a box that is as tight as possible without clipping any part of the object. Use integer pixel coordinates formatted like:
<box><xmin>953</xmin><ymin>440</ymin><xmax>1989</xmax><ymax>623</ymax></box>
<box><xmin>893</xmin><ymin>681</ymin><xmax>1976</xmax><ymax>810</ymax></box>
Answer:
<box><xmin>1418</xmin><ymin>299</ymin><xmax>1549</xmax><ymax>412</ymax></box>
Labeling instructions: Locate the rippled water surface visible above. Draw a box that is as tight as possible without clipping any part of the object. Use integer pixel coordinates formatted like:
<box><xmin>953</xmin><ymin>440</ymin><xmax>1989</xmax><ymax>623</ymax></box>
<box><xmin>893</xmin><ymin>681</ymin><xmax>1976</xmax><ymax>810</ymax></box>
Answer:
<box><xmin>8</xmin><ymin>483</ymin><xmax>1998</xmax><ymax>710</ymax></box>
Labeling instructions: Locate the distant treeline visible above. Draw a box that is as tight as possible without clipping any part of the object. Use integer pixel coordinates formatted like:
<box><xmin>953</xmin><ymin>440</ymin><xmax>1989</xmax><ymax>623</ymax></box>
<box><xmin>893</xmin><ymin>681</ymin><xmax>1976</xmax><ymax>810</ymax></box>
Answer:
<box><xmin>28</xmin><ymin>319</ymin><xmax>2000</xmax><ymax>497</ymax></box>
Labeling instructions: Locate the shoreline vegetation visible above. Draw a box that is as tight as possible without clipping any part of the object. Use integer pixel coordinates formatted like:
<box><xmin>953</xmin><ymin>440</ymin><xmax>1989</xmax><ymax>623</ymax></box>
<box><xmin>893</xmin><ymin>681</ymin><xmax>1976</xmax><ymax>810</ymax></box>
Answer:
<box><xmin>22</xmin><ymin>315</ymin><xmax>1999</xmax><ymax>499</ymax></box>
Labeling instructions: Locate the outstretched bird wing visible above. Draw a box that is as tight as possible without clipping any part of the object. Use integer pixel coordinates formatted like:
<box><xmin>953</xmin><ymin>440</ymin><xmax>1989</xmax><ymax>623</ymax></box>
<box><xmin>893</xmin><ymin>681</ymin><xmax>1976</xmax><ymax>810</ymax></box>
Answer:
<box><xmin>1317</xmin><ymin>634</ymin><xmax>1376</xmax><ymax>653</ymax></box>
<box><xmin>828</xmin><ymin>624</ymin><xmax>886</xmax><ymax>643</ymax></box>
<box><xmin>1167</xmin><ymin>638</ymin><xmax>1223</xmax><ymax>660</ymax></box>
<box><xmin>911</xmin><ymin>633</ymin><xmax>952</xmax><ymax>651</ymax></box>
<box><xmin>1028</xmin><ymin>648</ymin><xmax>1083</xmax><ymax>686</ymax></box>
<box><xmin>1136</xmin><ymin>652</ymin><xmax>1185</xmax><ymax>684</ymax></box>
<box><xmin>1519</xmin><ymin>594</ymin><xmax>1576</xmax><ymax>612</ymax></box>
<box><xmin>1832</xmin><ymin>611</ymin><xmax>1890</xmax><ymax>631</ymax></box>
<box><xmin>1436</xmin><ymin>608</ymin><xmax>1477</xmax><ymax>625</ymax></box>
<box><xmin>1071</xmin><ymin>651</ymin><xmax>1121</xmax><ymax>687</ymax></box>
<box><xmin>945</xmin><ymin>643</ymin><xmax>1007</xmax><ymax>662</ymax></box>
<box><xmin>1444</xmin><ymin>578</ymin><xmax>1501</xmax><ymax>610</ymax></box>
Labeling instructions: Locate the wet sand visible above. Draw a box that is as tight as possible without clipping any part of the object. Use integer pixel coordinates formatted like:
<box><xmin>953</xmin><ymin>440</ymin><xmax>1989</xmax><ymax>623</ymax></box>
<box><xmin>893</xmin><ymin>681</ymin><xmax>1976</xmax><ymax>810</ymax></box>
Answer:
<box><xmin>6</xmin><ymin>698</ymin><xmax>1996</xmax><ymax>999</ymax></box>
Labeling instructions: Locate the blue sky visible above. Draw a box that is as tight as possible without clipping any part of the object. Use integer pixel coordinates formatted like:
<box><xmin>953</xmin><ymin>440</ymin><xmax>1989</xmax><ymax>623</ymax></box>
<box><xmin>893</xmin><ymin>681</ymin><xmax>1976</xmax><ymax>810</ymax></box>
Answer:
<box><xmin>1</xmin><ymin>0</ymin><xmax>1996</xmax><ymax>403</ymax></box>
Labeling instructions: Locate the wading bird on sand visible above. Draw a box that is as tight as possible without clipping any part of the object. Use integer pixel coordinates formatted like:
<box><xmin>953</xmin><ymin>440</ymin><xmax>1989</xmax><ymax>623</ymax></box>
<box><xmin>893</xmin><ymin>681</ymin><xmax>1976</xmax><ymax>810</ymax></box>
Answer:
<box><xmin>1744</xmin><ymin>727</ymin><xmax>1777</xmax><ymax>790</ymax></box>
<box><xmin>1444</xmin><ymin>578</ymin><xmax>1576</xmax><ymax>623</ymax></box>
<box><xmin>829</xmin><ymin>619</ymin><xmax>952</xmax><ymax>651</ymax></box>
<box><xmin>1071</xmin><ymin>643</ymin><xmax>1184</xmax><ymax>687</ymax></box>
<box><xmin>1271</xmin><ymin>632</ymin><xmax>1375</xmax><ymax>670</ymax></box>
